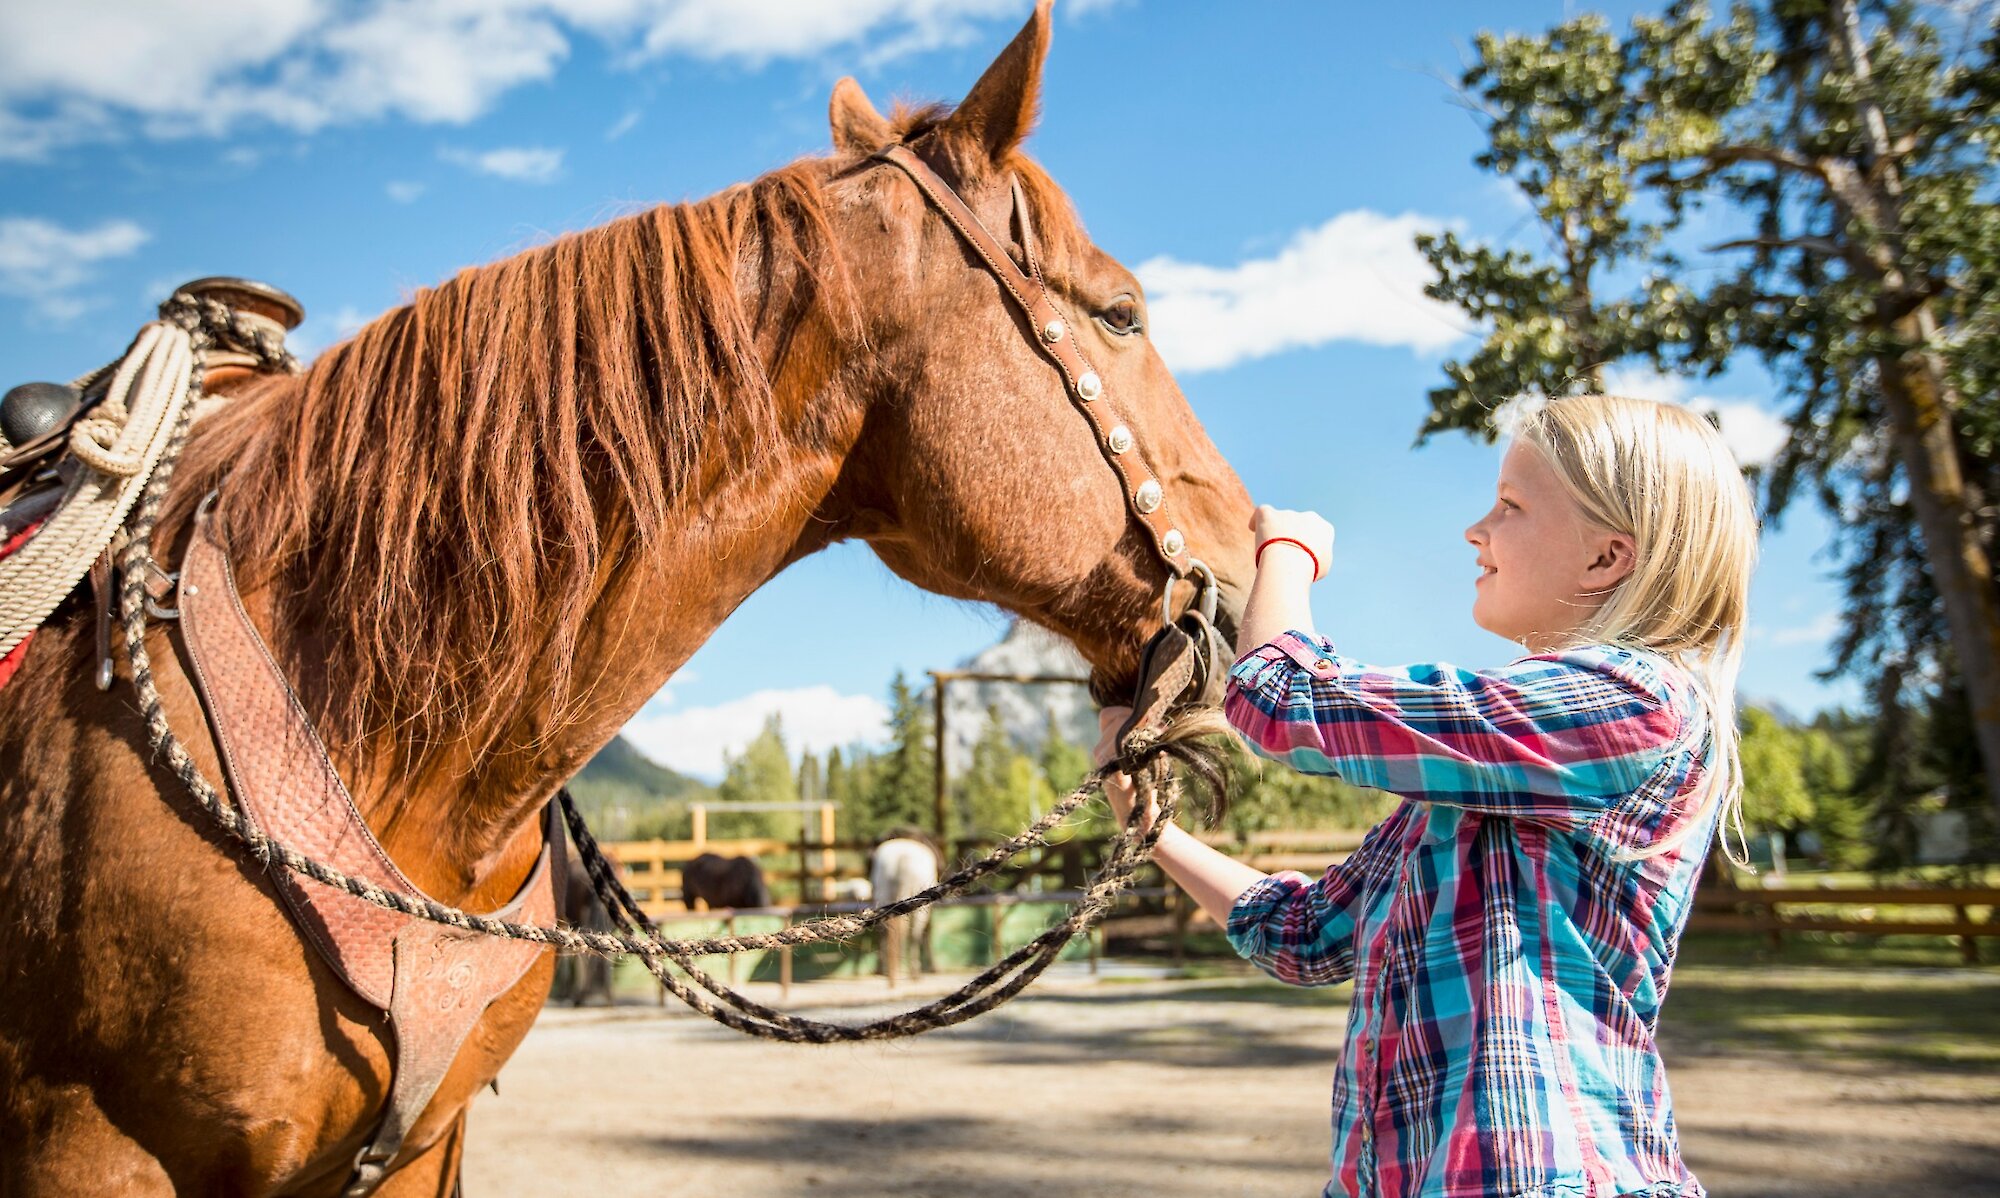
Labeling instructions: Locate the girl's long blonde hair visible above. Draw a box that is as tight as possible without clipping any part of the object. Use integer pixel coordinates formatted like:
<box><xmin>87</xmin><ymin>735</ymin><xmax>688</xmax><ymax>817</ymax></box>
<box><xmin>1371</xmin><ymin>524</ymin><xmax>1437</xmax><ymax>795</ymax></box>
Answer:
<box><xmin>1515</xmin><ymin>395</ymin><xmax>1760</xmax><ymax>861</ymax></box>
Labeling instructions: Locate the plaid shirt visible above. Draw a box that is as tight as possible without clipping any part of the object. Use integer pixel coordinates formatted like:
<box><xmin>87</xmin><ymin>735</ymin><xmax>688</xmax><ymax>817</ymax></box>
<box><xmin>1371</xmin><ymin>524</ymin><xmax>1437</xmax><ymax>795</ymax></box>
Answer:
<box><xmin>1223</xmin><ymin>631</ymin><xmax>1718</xmax><ymax>1198</ymax></box>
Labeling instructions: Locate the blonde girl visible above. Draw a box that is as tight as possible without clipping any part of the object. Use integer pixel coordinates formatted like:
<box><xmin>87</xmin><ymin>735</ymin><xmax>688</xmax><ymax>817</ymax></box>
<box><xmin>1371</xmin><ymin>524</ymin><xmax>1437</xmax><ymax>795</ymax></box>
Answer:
<box><xmin>1096</xmin><ymin>395</ymin><xmax>1756</xmax><ymax>1198</ymax></box>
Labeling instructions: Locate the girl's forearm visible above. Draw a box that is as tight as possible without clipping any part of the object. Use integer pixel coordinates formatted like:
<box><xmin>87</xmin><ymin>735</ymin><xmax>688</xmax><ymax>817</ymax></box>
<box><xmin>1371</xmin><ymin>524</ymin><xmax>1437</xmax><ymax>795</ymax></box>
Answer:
<box><xmin>1237</xmin><ymin>549</ymin><xmax>1318</xmax><ymax>654</ymax></box>
<box><xmin>1151</xmin><ymin>824</ymin><xmax>1273</xmax><ymax>928</ymax></box>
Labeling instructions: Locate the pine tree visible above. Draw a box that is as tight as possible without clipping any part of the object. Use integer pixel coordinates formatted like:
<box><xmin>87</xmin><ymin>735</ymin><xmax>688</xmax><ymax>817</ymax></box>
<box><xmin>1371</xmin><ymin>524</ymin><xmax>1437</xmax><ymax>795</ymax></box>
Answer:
<box><xmin>797</xmin><ymin>749</ymin><xmax>824</xmax><ymax>807</ymax></box>
<box><xmin>956</xmin><ymin>706</ymin><xmax>1033</xmax><ymax>839</ymax></box>
<box><xmin>865</xmin><ymin>671</ymin><xmax>935</xmax><ymax>839</ymax></box>
<box><xmin>1038</xmin><ymin>709</ymin><xmax>1095</xmax><ymax>800</ymax></box>
<box><xmin>716</xmin><ymin>713</ymin><xmax>799</xmax><ymax>840</ymax></box>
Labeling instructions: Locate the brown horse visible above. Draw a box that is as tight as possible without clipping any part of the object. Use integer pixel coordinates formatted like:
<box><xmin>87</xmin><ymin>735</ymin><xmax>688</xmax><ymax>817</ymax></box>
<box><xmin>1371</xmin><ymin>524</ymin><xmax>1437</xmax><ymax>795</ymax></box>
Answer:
<box><xmin>0</xmin><ymin>5</ymin><xmax>1254</xmax><ymax>1194</ymax></box>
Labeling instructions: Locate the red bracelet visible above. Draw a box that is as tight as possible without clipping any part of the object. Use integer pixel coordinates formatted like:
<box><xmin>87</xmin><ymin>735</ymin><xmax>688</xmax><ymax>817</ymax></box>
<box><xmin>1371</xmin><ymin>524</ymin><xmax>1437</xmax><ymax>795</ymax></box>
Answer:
<box><xmin>1256</xmin><ymin>536</ymin><xmax>1322</xmax><ymax>580</ymax></box>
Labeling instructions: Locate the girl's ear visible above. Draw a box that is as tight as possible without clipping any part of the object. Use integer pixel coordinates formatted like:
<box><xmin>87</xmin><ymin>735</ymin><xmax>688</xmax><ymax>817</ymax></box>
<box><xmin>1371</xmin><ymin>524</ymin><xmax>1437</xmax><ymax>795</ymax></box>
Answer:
<box><xmin>1585</xmin><ymin>532</ymin><xmax>1638</xmax><ymax>595</ymax></box>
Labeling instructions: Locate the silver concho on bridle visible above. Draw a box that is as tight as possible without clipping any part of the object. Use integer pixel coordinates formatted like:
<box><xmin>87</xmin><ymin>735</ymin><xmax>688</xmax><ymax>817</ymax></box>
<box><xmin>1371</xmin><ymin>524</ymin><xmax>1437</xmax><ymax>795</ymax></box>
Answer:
<box><xmin>869</xmin><ymin>144</ymin><xmax>1203</xmax><ymax>597</ymax></box>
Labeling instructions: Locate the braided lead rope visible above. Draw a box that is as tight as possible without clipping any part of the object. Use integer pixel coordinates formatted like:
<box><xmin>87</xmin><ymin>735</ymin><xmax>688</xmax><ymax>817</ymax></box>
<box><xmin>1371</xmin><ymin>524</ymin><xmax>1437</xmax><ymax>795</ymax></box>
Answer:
<box><xmin>558</xmin><ymin>764</ymin><xmax>1179</xmax><ymax>1041</ymax></box>
<box><xmin>158</xmin><ymin>292</ymin><xmax>302</xmax><ymax>377</ymax></box>
<box><xmin>112</xmin><ymin>297</ymin><xmax>1191</xmax><ymax>983</ymax></box>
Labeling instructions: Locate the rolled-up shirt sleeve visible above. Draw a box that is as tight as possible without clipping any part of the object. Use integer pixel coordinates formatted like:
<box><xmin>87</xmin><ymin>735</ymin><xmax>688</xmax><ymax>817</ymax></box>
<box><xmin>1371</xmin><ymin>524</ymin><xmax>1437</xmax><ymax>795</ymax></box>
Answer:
<box><xmin>1226</xmin><ymin>803</ymin><xmax>1411</xmax><ymax>986</ymax></box>
<box><xmin>1223</xmin><ymin>631</ymin><xmax>1685</xmax><ymax>829</ymax></box>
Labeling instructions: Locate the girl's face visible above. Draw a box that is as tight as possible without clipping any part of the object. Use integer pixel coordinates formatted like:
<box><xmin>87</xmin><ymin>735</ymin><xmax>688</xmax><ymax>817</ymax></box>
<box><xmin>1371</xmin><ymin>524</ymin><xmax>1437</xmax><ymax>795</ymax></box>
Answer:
<box><xmin>1464</xmin><ymin>440</ymin><xmax>1635</xmax><ymax>652</ymax></box>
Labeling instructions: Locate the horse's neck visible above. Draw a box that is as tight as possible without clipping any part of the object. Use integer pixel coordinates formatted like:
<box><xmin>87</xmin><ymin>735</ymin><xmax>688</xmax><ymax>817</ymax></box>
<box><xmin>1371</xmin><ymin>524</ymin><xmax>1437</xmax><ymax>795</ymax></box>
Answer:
<box><xmin>352</xmin><ymin>312</ymin><xmax>865</xmax><ymax>898</ymax></box>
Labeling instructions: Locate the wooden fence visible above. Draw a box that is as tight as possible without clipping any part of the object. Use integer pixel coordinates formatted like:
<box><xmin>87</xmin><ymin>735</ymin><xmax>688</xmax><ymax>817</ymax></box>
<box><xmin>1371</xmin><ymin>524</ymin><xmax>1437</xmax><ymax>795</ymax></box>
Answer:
<box><xmin>601</xmin><ymin>834</ymin><xmax>2000</xmax><ymax>970</ymax></box>
<box><xmin>1088</xmin><ymin>834</ymin><xmax>2000</xmax><ymax>969</ymax></box>
<box><xmin>1692</xmin><ymin>885</ymin><xmax>2000</xmax><ymax>964</ymax></box>
<box><xmin>602</xmin><ymin>826</ymin><xmax>1371</xmax><ymax>914</ymax></box>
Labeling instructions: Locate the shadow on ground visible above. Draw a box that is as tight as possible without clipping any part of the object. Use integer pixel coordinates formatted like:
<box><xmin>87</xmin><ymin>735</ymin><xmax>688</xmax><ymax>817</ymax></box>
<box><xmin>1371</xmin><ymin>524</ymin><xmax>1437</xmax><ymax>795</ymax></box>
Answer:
<box><xmin>603</xmin><ymin>1112</ymin><xmax>1314</xmax><ymax>1198</ymax></box>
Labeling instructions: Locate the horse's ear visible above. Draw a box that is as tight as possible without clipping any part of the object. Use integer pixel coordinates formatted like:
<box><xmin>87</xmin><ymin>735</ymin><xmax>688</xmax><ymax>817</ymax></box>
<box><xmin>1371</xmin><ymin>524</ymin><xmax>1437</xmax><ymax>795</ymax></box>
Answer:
<box><xmin>830</xmin><ymin>76</ymin><xmax>892</xmax><ymax>154</ymax></box>
<box><xmin>942</xmin><ymin>0</ymin><xmax>1051</xmax><ymax>165</ymax></box>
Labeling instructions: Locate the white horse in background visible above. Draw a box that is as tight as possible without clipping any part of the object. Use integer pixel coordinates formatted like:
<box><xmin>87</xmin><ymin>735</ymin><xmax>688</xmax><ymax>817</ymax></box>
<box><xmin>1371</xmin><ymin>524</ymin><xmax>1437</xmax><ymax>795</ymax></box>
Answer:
<box><xmin>870</xmin><ymin>835</ymin><xmax>941</xmax><ymax>982</ymax></box>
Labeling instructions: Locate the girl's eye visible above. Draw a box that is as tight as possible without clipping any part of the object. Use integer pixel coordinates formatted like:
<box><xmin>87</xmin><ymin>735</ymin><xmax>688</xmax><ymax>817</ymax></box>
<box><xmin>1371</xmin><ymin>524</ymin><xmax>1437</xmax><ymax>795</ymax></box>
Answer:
<box><xmin>1501</xmin><ymin>498</ymin><xmax>1520</xmax><ymax>511</ymax></box>
<box><xmin>1097</xmin><ymin>297</ymin><xmax>1144</xmax><ymax>336</ymax></box>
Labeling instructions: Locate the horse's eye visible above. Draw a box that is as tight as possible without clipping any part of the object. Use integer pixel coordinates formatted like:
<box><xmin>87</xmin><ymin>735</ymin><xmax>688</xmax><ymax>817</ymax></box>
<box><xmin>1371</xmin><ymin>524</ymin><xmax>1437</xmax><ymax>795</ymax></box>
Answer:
<box><xmin>1097</xmin><ymin>297</ymin><xmax>1144</xmax><ymax>336</ymax></box>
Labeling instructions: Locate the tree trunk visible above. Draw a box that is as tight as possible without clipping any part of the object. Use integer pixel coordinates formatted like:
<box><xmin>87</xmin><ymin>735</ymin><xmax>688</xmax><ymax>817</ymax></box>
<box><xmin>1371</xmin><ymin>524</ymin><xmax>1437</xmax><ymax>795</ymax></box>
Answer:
<box><xmin>1831</xmin><ymin>0</ymin><xmax>2000</xmax><ymax>826</ymax></box>
<box><xmin>1872</xmin><ymin>328</ymin><xmax>2000</xmax><ymax>827</ymax></box>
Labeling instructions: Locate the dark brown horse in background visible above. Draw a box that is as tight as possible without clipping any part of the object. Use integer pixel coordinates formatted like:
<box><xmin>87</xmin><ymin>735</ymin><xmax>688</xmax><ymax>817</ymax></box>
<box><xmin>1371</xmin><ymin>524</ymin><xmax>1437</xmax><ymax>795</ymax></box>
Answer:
<box><xmin>0</xmin><ymin>4</ymin><xmax>1254</xmax><ymax>1193</ymax></box>
<box><xmin>679</xmin><ymin>853</ymin><xmax>772</xmax><ymax>911</ymax></box>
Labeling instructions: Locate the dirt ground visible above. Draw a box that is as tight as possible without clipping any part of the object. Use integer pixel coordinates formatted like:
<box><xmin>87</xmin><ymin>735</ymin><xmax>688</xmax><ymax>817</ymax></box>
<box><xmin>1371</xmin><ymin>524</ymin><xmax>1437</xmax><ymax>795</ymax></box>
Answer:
<box><xmin>462</xmin><ymin>959</ymin><xmax>2000</xmax><ymax>1198</ymax></box>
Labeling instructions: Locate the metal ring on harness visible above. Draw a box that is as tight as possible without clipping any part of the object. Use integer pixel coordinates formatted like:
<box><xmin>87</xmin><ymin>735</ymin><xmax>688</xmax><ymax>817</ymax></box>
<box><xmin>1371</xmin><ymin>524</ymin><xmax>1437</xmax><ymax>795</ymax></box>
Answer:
<box><xmin>1160</xmin><ymin>556</ymin><xmax>1217</xmax><ymax>629</ymax></box>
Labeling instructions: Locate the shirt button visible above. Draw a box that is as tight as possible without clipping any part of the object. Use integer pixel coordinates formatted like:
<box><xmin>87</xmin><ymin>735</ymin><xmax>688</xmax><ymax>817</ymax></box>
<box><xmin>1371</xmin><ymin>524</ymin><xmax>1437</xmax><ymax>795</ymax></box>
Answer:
<box><xmin>1313</xmin><ymin>658</ymin><xmax>1334</xmax><ymax>671</ymax></box>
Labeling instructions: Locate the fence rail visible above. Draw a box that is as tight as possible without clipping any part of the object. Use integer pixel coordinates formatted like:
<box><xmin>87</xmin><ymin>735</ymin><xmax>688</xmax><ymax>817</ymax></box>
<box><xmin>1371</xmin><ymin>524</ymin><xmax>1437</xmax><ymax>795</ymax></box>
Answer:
<box><xmin>601</xmin><ymin>829</ymin><xmax>1372</xmax><ymax>912</ymax></box>
<box><xmin>1692</xmin><ymin>886</ymin><xmax>2000</xmax><ymax>963</ymax></box>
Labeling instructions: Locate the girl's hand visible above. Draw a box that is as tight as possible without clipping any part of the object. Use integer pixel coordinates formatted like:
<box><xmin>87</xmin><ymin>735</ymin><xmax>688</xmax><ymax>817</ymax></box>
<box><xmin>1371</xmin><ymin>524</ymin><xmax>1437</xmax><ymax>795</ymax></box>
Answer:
<box><xmin>1250</xmin><ymin>504</ymin><xmax>1334</xmax><ymax>581</ymax></box>
<box><xmin>1092</xmin><ymin>706</ymin><xmax>1159</xmax><ymax>836</ymax></box>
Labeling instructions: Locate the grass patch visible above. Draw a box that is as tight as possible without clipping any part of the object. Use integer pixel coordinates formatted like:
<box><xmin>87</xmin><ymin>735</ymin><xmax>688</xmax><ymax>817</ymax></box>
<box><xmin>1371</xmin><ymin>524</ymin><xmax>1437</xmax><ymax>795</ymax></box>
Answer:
<box><xmin>1681</xmin><ymin>929</ymin><xmax>1999</xmax><ymax>971</ymax></box>
<box><xmin>1662</xmin><ymin>958</ymin><xmax>2000</xmax><ymax>1074</ymax></box>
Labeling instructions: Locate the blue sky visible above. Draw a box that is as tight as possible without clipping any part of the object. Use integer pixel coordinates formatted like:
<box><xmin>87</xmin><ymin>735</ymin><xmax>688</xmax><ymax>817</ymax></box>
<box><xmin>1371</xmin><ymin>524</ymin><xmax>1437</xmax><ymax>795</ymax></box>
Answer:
<box><xmin>0</xmin><ymin>1</ymin><xmax>1855</xmax><ymax>779</ymax></box>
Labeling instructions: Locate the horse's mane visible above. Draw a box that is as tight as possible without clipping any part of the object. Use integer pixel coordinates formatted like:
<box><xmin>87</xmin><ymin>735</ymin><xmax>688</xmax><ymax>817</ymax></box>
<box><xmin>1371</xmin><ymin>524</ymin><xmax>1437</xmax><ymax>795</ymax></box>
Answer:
<box><xmin>163</xmin><ymin>107</ymin><xmax>1085</xmax><ymax>779</ymax></box>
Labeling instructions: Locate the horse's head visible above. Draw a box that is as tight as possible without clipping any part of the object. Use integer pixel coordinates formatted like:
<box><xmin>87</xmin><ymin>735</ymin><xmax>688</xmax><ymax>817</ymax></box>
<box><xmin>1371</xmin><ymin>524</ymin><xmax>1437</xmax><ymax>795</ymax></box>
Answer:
<box><xmin>816</xmin><ymin>2</ymin><xmax>1253</xmax><ymax>694</ymax></box>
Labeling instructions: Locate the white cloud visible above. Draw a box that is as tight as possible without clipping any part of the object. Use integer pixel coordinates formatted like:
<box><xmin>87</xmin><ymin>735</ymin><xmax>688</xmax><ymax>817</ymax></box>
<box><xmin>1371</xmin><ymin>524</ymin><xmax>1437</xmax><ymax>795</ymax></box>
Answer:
<box><xmin>605</xmin><ymin>109</ymin><xmax>641</xmax><ymax>140</ymax></box>
<box><xmin>632</xmin><ymin>0</ymin><xmax>1023</xmax><ymax>66</ymax></box>
<box><xmin>385</xmin><ymin>180</ymin><xmax>426</xmax><ymax>203</ymax></box>
<box><xmin>1135</xmin><ymin>210</ymin><xmax>1468</xmax><ymax>374</ymax></box>
<box><xmin>1754</xmin><ymin>611</ymin><xmax>1841</xmax><ymax>648</ymax></box>
<box><xmin>442</xmin><ymin>144</ymin><xmax>565</xmax><ymax>183</ymax></box>
<box><xmin>0</xmin><ymin>0</ymin><xmax>1069</xmax><ymax>158</ymax></box>
<box><xmin>621</xmin><ymin>684</ymin><xmax>890</xmax><ymax>781</ymax></box>
<box><xmin>1599</xmin><ymin>364</ymin><xmax>1792</xmax><ymax>469</ymax></box>
<box><xmin>0</xmin><ymin>216</ymin><xmax>148</xmax><ymax>323</ymax></box>
<box><xmin>36</xmin><ymin>295</ymin><xmax>89</xmax><ymax>324</ymax></box>
<box><xmin>287</xmin><ymin>303</ymin><xmax>375</xmax><ymax>361</ymax></box>
<box><xmin>0</xmin><ymin>1</ymin><xmax>321</xmax><ymax>132</ymax></box>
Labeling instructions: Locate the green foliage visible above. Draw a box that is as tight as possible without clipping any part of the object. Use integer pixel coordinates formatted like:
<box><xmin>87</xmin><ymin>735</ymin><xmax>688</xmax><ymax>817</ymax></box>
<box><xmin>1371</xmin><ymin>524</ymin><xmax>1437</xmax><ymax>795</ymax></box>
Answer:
<box><xmin>1734</xmin><ymin>705</ymin><xmax>1880</xmax><ymax>869</ymax></box>
<box><xmin>1220</xmin><ymin>742</ymin><xmax>1400</xmax><ymax>841</ymax></box>
<box><xmin>715</xmin><ymin>713</ymin><xmax>801</xmax><ymax>840</ymax></box>
<box><xmin>1038</xmin><ymin>709</ymin><xmax>1095</xmax><ymax>799</ymax></box>
<box><xmin>796</xmin><ymin>749</ymin><xmax>823</xmax><ymax>806</ymax></box>
<box><xmin>858</xmin><ymin>670</ymin><xmax>935</xmax><ymax>841</ymax></box>
<box><xmin>566</xmin><ymin>734</ymin><xmax>711</xmax><ymax>841</ymax></box>
<box><xmin>1417</xmin><ymin>14</ymin><xmax>1677</xmax><ymax>436</ymax></box>
<box><xmin>1427</xmin><ymin>0</ymin><xmax>2000</xmax><ymax>855</ymax></box>
<box><xmin>1739</xmin><ymin>706</ymin><xmax>1816</xmax><ymax>835</ymax></box>
<box><xmin>955</xmin><ymin>706</ymin><xmax>1055</xmax><ymax>839</ymax></box>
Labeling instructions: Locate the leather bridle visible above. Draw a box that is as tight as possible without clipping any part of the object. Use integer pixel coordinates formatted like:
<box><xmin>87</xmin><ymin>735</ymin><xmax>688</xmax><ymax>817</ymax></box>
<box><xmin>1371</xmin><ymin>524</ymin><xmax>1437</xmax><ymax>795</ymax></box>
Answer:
<box><xmin>868</xmin><ymin>145</ymin><xmax>1221</xmax><ymax>644</ymax></box>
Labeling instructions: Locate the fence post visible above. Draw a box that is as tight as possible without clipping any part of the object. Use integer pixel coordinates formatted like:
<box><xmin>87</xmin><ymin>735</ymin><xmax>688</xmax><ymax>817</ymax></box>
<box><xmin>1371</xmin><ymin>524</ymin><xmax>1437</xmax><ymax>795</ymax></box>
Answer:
<box><xmin>819</xmin><ymin>803</ymin><xmax>836</xmax><ymax>902</ymax></box>
<box><xmin>691</xmin><ymin>805</ymin><xmax>706</xmax><ymax>850</ymax></box>
<box><xmin>993</xmin><ymin>895</ymin><xmax>1015</xmax><ymax>967</ymax></box>
<box><xmin>1958</xmin><ymin>904</ymin><xmax>1978</xmax><ymax>965</ymax></box>
<box><xmin>726</xmin><ymin>913</ymin><xmax>739</xmax><ymax>987</ymax></box>
<box><xmin>931</xmin><ymin>673</ymin><xmax>949</xmax><ymax>840</ymax></box>
<box><xmin>781</xmin><ymin>910</ymin><xmax>794</xmax><ymax>999</ymax></box>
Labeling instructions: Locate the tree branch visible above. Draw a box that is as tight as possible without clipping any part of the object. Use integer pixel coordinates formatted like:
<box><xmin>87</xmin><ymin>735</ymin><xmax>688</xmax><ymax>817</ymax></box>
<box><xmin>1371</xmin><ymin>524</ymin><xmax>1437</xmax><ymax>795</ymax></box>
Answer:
<box><xmin>1704</xmin><ymin>235</ymin><xmax>1864</xmax><ymax>268</ymax></box>
<box><xmin>1703</xmin><ymin>143</ymin><xmax>1832</xmax><ymax>179</ymax></box>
